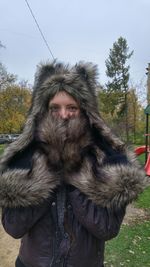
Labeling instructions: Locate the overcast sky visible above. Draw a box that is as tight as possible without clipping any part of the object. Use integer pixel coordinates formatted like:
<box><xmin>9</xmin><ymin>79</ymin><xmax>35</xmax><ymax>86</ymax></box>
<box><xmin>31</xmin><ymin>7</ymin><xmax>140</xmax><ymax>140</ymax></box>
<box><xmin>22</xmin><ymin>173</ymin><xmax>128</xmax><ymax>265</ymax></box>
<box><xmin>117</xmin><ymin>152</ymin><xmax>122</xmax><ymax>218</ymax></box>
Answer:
<box><xmin>0</xmin><ymin>0</ymin><xmax>150</xmax><ymax>88</ymax></box>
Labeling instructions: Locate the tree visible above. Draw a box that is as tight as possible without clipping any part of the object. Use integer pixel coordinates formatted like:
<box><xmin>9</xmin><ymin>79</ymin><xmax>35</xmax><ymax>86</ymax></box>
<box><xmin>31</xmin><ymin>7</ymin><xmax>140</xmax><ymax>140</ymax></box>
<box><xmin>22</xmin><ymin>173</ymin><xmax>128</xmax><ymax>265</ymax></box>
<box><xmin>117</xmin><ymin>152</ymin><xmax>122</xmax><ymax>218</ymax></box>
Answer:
<box><xmin>0</xmin><ymin>85</ymin><xmax>32</xmax><ymax>133</ymax></box>
<box><xmin>0</xmin><ymin>42</ymin><xmax>32</xmax><ymax>133</ymax></box>
<box><xmin>105</xmin><ymin>36</ymin><xmax>133</xmax><ymax>142</ymax></box>
<box><xmin>98</xmin><ymin>86</ymin><xmax>117</xmax><ymax>125</ymax></box>
<box><xmin>127</xmin><ymin>88</ymin><xmax>145</xmax><ymax>144</ymax></box>
<box><xmin>0</xmin><ymin>41</ymin><xmax>17</xmax><ymax>90</ymax></box>
<box><xmin>0</xmin><ymin>41</ymin><xmax>5</xmax><ymax>49</ymax></box>
<box><xmin>0</xmin><ymin>62</ymin><xmax>17</xmax><ymax>90</ymax></box>
<box><xmin>98</xmin><ymin>85</ymin><xmax>145</xmax><ymax>144</ymax></box>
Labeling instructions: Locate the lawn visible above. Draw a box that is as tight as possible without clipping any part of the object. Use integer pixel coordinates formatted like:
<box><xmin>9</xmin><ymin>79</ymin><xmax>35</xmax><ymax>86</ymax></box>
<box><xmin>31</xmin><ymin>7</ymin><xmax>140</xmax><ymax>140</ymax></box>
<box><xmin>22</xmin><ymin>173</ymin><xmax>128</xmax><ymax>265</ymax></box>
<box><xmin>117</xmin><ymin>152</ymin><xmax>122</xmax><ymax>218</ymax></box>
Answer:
<box><xmin>105</xmin><ymin>186</ymin><xmax>150</xmax><ymax>267</ymax></box>
<box><xmin>0</xmin><ymin>144</ymin><xmax>5</xmax><ymax>155</ymax></box>
<box><xmin>138</xmin><ymin>153</ymin><xmax>145</xmax><ymax>165</ymax></box>
<box><xmin>105</xmin><ymin>145</ymin><xmax>150</xmax><ymax>266</ymax></box>
<box><xmin>105</xmin><ymin>221</ymin><xmax>150</xmax><ymax>267</ymax></box>
<box><xmin>136</xmin><ymin>186</ymin><xmax>150</xmax><ymax>209</ymax></box>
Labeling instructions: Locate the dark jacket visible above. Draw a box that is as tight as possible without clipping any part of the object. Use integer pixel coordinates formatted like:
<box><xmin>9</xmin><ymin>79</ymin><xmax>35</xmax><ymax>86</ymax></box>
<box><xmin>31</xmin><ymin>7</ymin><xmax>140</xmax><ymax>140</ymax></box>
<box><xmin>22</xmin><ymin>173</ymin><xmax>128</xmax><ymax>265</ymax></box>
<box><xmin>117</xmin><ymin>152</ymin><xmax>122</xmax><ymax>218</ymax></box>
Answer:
<box><xmin>0</xmin><ymin>61</ymin><xmax>147</xmax><ymax>267</ymax></box>
<box><xmin>2</xmin><ymin>186</ymin><xmax>126</xmax><ymax>267</ymax></box>
<box><xmin>0</xmin><ymin>143</ymin><xmax>145</xmax><ymax>267</ymax></box>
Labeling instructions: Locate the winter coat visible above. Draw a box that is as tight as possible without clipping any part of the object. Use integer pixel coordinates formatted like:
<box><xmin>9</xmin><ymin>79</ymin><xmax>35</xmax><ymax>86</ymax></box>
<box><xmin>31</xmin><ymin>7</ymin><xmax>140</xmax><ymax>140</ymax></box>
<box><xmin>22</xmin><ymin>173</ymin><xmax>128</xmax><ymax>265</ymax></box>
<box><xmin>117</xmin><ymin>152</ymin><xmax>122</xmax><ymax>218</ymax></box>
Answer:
<box><xmin>0</xmin><ymin>61</ymin><xmax>147</xmax><ymax>267</ymax></box>
<box><xmin>2</xmin><ymin>184</ymin><xmax>126</xmax><ymax>267</ymax></box>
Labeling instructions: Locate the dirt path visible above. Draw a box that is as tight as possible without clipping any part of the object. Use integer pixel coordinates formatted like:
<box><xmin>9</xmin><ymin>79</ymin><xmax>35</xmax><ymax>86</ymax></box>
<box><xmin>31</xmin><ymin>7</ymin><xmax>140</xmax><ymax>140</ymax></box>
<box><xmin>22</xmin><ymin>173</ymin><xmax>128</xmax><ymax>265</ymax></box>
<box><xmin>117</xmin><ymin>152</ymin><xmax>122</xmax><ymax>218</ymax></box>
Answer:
<box><xmin>0</xmin><ymin>205</ymin><xmax>149</xmax><ymax>267</ymax></box>
<box><xmin>0</xmin><ymin>223</ymin><xmax>20</xmax><ymax>267</ymax></box>
<box><xmin>123</xmin><ymin>204</ymin><xmax>150</xmax><ymax>225</ymax></box>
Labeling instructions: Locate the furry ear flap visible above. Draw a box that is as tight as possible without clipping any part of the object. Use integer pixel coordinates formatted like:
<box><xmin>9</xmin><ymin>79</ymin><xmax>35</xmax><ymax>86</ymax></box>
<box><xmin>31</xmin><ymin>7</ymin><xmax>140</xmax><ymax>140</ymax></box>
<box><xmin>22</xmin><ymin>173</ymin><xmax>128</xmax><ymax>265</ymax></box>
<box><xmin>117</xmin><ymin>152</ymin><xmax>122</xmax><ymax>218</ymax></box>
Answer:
<box><xmin>75</xmin><ymin>62</ymin><xmax>98</xmax><ymax>86</ymax></box>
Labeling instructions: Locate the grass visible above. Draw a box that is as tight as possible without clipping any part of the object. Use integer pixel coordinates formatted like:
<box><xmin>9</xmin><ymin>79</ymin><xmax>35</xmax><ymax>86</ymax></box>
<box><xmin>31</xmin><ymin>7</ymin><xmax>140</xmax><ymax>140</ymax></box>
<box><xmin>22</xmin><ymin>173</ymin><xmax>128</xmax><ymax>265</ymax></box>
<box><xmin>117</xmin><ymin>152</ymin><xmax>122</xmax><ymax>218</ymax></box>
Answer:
<box><xmin>138</xmin><ymin>153</ymin><xmax>145</xmax><ymax>165</ymax></box>
<box><xmin>135</xmin><ymin>186</ymin><xmax>150</xmax><ymax>209</ymax></box>
<box><xmin>105</xmin><ymin>221</ymin><xmax>150</xmax><ymax>267</ymax></box>
<box><xmin>105</xmin><ymin>153</ymin><xmax>150</xmax><ymax>267</ymax></box>
<box><xmin>105</xmin><ymin>186</ymin><xmax>150</xmax><ymax>267</ymax></box>
<box><xmin>0</xmin><ymin>144</ymin><xmax>5</xmax><ymax>155</ymax></box>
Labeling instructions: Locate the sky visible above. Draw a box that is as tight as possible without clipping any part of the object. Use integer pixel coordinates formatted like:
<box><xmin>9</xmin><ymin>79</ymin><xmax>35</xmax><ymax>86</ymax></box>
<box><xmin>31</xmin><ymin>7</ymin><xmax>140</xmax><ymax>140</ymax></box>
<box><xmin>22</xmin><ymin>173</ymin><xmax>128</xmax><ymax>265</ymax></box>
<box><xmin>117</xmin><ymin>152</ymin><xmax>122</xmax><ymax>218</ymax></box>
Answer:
<box><xmin>0</xmin><ymin>0</ymin><xmax>150</xmax><ymax>89</ymax></box>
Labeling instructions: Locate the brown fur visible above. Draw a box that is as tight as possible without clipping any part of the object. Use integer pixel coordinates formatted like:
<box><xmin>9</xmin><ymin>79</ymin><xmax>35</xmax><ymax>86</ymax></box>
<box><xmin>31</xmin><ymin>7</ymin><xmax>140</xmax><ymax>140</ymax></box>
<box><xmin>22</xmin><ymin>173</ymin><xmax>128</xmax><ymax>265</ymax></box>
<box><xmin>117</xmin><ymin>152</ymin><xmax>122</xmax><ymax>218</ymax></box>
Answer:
<box><xmin>0</xmin><ymin>61</ymin><xmax>148</xmax><ymax>208</ymax></box>
<box><xmin>0</xmin><ymin>153</ymin><xmax>60</xmax><ymax>207</ymax></box>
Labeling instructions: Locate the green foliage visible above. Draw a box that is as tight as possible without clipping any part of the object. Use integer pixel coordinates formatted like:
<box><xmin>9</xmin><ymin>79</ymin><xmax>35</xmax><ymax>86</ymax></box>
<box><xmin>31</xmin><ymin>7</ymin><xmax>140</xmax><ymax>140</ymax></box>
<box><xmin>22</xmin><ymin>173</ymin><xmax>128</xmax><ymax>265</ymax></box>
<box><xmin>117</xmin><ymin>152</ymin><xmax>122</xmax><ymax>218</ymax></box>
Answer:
<box><xmin>0</xmin><ymin>144</ymin><xmax>5</xmax><ymax>155</ymax></box>
<box><xmin>105</xmin><ymin>221</ymin><xmax>150</xmax><ymax>267</ymax></box>
<box><xmin>136</xmin><ymin>187</ymin><xmax>150</xmax><ymax>209</ymax></box>
<box><xmin>105</xmin><ymin>37</ymin><xmax>134</xmax><ymax>142</ymax></box>
<box><xmin>105</xmin><ymin>153</ymin><xmax>150</xmax><ymax>267</ymax></box>
<box><xmin>137</xmin><ymin>153</ymin><xmax>145</xmax><ymax>164</ymax></box>
<box><xmin>105</xmin><ymin>36</ymin><xmax>133</xmax><ymax>94</ymax></box>
<box><xmin>0</xmin><ymin>57</ymin><xmax>31</xmax><ymax>133</ymax></box>
<box><xmin>127</xmin><ymin>89</ymin><xmax>145</xmax><ymax>144</ymax></box>
<box><xmin>98</xmin><ymin>87</ymin><xmax>123</xmax><ymax>116</ymax></box>
<box><xmin>98</xmin><ymin>86</ymin><xmax>145</xmax><ymax>144</ymax></box>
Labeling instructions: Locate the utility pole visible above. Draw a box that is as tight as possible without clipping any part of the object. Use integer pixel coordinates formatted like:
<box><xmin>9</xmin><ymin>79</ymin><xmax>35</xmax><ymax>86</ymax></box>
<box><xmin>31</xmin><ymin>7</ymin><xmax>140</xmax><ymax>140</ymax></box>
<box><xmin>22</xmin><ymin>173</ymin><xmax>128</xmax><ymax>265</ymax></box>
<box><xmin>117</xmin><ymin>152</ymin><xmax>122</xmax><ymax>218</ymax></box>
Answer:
<box><xmin>146</xmin><ymin>63</ymin><xmax>150</xmax><ymax>104</ymax></box>
<box><xmin>145</xmin><ymin>63</ymin><xmax>150</xmax><ymax>163</ymax></box>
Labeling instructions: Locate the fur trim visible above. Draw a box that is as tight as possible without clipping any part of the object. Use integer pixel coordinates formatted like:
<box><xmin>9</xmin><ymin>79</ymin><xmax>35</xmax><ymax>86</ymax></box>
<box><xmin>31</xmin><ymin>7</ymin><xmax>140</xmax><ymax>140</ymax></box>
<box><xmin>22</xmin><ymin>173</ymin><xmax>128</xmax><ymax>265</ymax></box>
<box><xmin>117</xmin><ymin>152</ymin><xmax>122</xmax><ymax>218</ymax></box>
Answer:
<box><xmin>0</xmin><ymin>114</ymin><xmax>93</xmax><ymax>208</ymax></box>
<box><xmin>32</xmin><ymin>61</ymin><xmax>125</xmax><ymax>151</ymax></box>
<box><xmin>65</xmin><ymin>151</ymin><xmax>148</xmax><ymax>208</ymax></box>
<box><xmin>0</xmin><ymin>60</ymin><xmax>124</xmax><ymax>168</ymax></box>
<box><xmin>0</xmin><ymin>153</ymin><xmax>60</xmax><ymax>207</ymax></box>
<box><xmin>0</xmin><ymin>61</ymin><xmax>148</xmax><ymax>209</ymax></box>
<box><xmin>35</xmin><ymin>114</ymin><xmax>93</xmax><ymax>172</ymax></box>
<box><xmin>0</xmin><ymin>146</ymin><xmax>148</xmax><ymax>208</ymax></box>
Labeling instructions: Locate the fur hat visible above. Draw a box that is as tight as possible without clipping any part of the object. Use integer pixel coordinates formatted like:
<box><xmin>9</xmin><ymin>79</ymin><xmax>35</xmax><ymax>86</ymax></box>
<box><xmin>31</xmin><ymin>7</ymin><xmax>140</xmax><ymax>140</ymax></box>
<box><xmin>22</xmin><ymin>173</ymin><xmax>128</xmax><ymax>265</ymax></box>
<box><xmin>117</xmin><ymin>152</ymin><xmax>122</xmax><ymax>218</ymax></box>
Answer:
<box><xmin>1</xmin><ymin>61</ymin><xmax>124</xmax><ymax>168</ymax></box>
<box><xmin>0</xmin><ymin>61</ymin><xmax>148</xmax><ymax>208</ymax></box>
<box><xmin>0</xmin><ymin>61</ymin><xmax>123</xmax><ymax>168</ymax></box>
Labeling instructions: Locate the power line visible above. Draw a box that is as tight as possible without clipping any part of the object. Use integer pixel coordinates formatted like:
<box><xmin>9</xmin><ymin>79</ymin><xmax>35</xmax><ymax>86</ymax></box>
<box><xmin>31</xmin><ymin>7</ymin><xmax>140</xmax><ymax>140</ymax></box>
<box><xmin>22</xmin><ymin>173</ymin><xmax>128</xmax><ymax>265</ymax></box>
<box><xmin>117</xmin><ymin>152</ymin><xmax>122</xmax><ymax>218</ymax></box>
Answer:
<box><xmin>24</xmin><ymin>0</ymin><xmax>55</xmax><ymax>60</ymax></box>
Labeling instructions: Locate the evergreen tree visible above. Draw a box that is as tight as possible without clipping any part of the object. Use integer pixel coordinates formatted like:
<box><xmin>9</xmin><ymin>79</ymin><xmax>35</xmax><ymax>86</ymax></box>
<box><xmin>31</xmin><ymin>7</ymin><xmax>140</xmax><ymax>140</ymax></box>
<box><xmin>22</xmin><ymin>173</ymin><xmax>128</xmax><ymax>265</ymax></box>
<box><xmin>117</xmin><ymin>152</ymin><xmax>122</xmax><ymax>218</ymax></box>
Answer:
<box><xmin>105</xmin><ymin>36</ymin><xmax>133</xmax><ymax>141</ymax></box>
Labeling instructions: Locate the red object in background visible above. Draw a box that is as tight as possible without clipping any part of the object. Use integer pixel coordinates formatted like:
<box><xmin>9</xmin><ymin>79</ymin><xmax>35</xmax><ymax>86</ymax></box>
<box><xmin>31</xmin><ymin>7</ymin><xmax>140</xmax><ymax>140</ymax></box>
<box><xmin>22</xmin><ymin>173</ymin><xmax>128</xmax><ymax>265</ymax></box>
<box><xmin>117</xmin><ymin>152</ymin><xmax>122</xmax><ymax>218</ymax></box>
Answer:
<box><xmin>134</xmin><ymin>146</ymin><xmax>146</xmax><ymax>155</ymax></box>
<box><xmin>144</xmin><ymin>153</ymin><xmax>150</xmax><ymax>176</ymax></box>
<box><xmin>134</xmin><ymin>145</ymin><xmax>150</xmax><ymax>175</ymax></box>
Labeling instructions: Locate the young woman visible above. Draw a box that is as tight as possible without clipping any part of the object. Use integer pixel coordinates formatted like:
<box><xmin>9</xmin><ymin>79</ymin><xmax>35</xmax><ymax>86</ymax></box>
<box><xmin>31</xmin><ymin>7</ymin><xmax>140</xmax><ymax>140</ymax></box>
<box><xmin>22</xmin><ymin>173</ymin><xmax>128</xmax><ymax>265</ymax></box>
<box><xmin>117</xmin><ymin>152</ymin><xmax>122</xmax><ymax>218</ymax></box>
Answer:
<box><xmin>0</xmin><ymin>61</ymin><xmax>147</xmax><ymax>267</ymax></box>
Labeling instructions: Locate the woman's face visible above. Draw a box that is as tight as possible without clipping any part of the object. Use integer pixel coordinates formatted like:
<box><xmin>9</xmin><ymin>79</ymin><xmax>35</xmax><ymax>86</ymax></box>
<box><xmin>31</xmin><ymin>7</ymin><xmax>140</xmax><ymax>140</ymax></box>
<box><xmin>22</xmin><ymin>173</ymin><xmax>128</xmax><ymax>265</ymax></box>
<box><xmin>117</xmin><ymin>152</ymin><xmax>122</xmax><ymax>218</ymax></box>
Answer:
<box><xmin>49</xmin><ymin>91</ymin><xmax>80</xmax><ymax>119</ymax></box>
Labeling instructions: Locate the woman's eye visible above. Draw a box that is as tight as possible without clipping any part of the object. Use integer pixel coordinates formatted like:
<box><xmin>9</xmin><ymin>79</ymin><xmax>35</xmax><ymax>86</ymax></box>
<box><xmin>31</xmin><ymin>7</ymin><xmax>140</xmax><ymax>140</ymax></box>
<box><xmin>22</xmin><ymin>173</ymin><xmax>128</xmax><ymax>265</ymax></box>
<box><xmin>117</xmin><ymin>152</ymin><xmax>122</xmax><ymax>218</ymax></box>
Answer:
<box><xmin>49</xmin><ymin>106</ymin><xmax>59</xmax><ymax>112</ymax></box>
<box><xmin>68</xmin><ymin>106</ymin><xmax>78</xmax><ymax>112</ymax></box>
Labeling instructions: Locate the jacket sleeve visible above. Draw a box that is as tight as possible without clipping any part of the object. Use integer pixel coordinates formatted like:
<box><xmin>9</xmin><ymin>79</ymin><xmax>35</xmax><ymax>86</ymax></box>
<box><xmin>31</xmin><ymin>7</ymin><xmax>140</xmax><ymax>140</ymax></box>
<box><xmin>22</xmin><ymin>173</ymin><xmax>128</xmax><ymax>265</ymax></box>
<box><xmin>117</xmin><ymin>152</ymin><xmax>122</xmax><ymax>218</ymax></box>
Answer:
<box><xmin>68</xmin><ymin>188</ymin><xmax>126</xmax><ymax>241</ymax></box>
<box><xmin>1</xmin><ymin>199</ymin><xmax>51</xmax><ymax>239</ymax></box>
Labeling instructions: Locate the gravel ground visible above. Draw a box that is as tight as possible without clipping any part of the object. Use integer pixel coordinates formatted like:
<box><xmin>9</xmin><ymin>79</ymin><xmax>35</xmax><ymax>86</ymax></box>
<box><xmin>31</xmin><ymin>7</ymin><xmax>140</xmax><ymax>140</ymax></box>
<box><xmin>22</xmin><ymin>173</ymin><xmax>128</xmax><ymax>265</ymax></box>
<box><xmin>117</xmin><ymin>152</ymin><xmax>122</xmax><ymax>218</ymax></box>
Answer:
<box><xmin>0</xmin><ymin>222</ymin><xmax>19</xmax><ymax>267</ymax></box>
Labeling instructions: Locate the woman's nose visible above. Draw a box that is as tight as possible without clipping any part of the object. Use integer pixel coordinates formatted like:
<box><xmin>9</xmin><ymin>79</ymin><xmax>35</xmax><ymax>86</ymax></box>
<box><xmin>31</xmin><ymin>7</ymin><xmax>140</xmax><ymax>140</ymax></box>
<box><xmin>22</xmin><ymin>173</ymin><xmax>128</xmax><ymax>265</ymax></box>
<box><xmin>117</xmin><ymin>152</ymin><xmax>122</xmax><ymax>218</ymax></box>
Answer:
<box><xmin>59</xmin><ymin>108</ymin><xmax>69</xmax><ymax>119</ymax></box>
